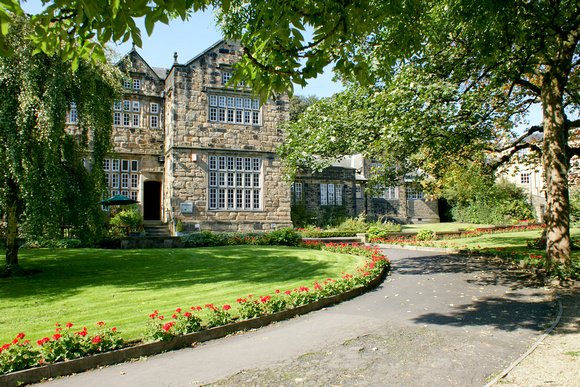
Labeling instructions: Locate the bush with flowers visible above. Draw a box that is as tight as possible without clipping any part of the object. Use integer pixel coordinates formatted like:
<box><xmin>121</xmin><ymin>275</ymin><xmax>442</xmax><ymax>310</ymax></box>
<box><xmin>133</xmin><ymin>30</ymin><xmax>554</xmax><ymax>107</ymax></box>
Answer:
<box><xmin>205</xmin><ymin>304</ymin><xmax>234</xmax><ymax>328</ymax></box>
<box><xmin>0</xmin><ymin>333</ymin><xmax>39</xmax><ymax>374</ymax></box>
<box><xmin>0</xmin><ymin>322</ymin><xmax>122</xmax><ymax>375</ymax></box>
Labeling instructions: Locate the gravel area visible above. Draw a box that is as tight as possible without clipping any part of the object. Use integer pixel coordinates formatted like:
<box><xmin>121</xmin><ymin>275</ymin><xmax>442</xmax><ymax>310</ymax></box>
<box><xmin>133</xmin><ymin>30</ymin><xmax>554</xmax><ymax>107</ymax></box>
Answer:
<box><xmin>500</xmin><ymin>287</ymin><xmax>580</xmax><ymax>387</ymax></box>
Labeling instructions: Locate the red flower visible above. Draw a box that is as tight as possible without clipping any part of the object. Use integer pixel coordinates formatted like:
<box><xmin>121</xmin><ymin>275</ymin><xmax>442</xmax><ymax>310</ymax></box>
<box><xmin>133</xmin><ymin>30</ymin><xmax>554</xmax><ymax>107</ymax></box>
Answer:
<box><xmin>284</xmin><ymin>290</ymin><xmax>291</xmax><ymax>295</ymax></box>
<box><xmin>97</xmin><ymin>321</ymin><xmax>106</xmax><ymax>327</ymax></box>
<box><xmin>65</xmin><ymin>322</ymin><xmax>73</xmax><ymax>328</ymax></box>
<box><xmin>112</xmin><ymin>327</ymin><xmax>117</xmax><ymax>332</ymax></box>
<box><xmin>223</xmin><ymin>305</ymin><xmax>231</xmax><ymax>310</ymax></box>
<box><xmin>205</xmin><ymin>304</ymin><xmax>214</xmax><ymax>308</ymax></box>
<box><xmin>158</xmin><ymin>315</ymin><xmax>164</xmax><ymax>320</ymax></box>
<box><xmin>55</xmin><ymin>327</ymin><xmax>62</xmax><ymax>332</ymax></box>
<box><xmin>53</xmin><ymin>334</ymin><xmax>62</xmax><ymax>340</ymax></box>
<box><xmin>37</xmin><ymin>340</ymin><xmax>44</xmax><ymax>346</ymax></box>
<box><xmin>172</xmin><ymin>314</ymin><xmax>178</xmax><ymax>319</ymax></box>
<box><xmin>275</xmin><ymin>289</ymin><xmax>280</xmax><ymax>294</ymax></box>
<box><xmin>12</xmin><ymin>339</ymin><xmax>19</xmax><ymax>345</ymax></box>
<box><xmin>16</xmin><ymin>333</ymin><xmax>25</xmax><ymax>340</ymax></box>
<box><xmin>184</xmin><ymin>312</ymin><xmax>192</xmax><ymax>317</ymax></box>
<box><xmin>175</xmin><ymin>308</ymin><xmax>182</xmax><ymax>313</ymax></box>
<box><xmin>92</xmin><ymin>336</ymin><xmax>102</xmax><ymax>344</ymax></box>
<box><xmin>55</xmin><ymin>323</ymin><xmax>60</xmax><ymax>327</ymax></box>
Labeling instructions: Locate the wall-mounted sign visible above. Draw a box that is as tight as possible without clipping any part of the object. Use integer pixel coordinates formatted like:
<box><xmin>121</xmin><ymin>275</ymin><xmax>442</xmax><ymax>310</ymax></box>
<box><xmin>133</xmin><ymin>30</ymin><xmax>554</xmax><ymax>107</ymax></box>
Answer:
<box><xmin>180</xmin><ymin>202</ymin><xmax>193</xmax><ymax>214</ymax></box>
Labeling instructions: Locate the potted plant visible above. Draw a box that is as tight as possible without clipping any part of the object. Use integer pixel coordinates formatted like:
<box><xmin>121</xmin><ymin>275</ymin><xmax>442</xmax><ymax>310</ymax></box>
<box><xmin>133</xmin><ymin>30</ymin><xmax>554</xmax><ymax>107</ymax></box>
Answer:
<box><xmin>175</xmin><ymin>219</ymin><xmax>185</xmax><ymax>236</ymax></box>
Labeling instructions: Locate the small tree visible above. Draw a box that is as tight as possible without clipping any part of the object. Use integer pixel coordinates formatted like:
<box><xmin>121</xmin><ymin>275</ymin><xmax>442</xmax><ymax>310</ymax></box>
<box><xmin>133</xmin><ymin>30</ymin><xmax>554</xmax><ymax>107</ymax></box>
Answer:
<box><xmin>0</xmin><ymin>17</ymin><xmax>122</xmax><ymax>275</ymax></box>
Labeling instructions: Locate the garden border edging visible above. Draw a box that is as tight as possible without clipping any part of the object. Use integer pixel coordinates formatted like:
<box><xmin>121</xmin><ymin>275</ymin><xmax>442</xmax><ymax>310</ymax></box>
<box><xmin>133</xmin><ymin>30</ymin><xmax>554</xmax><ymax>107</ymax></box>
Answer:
<box><xmin>0</xmin><ymin>265</ymin><xmax>389</xmax><ymax>387</ymax></box>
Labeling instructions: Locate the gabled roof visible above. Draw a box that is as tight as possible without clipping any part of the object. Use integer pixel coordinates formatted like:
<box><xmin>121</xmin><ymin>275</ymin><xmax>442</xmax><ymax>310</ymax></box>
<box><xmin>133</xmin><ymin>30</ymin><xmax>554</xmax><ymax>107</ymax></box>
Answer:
<box><xmin>152</xmin><ymin>67</ymin><xmax>168</xmax><ymax>80</ymax></box>
<box><xmin>117</xmin><ymin>45</ymin><xmax>166</xmax><ymax>81</ymax></box>
<box><xmin>183</xmin><ymin>39</ymin><xmax>226</xmax><ymax>67</ymax></box>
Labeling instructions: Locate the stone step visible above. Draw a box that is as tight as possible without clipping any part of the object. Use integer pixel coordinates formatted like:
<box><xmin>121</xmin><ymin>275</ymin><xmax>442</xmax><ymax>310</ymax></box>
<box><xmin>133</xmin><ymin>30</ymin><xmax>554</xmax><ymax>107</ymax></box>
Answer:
<box><xmin>143</xmin><ymin>222</ymin><xmax>171</xmax><ymax>237</ymax></box>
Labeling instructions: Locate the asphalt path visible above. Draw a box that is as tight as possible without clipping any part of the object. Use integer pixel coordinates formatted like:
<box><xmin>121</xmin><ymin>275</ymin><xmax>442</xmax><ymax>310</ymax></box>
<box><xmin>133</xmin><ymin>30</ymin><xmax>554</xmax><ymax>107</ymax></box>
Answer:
<box><xmin>41</xmin><ymin>248</ymin><xmax>557</xmax><ymax>386</ymax></box>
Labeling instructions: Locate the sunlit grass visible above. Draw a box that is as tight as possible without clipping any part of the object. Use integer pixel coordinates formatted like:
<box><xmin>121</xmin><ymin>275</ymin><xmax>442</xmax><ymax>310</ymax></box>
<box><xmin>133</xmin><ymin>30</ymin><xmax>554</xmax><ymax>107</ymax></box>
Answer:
<box><xmin>0</xmin><ymin>245</ymin><xmax>367</xmax><ymax>344</ymax></box>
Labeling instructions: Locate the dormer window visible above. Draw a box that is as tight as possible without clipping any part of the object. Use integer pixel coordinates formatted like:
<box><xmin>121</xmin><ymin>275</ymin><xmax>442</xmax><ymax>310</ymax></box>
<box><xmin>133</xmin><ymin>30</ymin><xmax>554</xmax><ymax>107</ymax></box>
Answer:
<box><xmin>133</xmin><ymin>79</ymin><xmax>141</xmax><ymax>89</ymax></box>
<box><xmin>123</xmin><ymin>79</ymin><xmax>132</xmax><ymax>88</ymax></box>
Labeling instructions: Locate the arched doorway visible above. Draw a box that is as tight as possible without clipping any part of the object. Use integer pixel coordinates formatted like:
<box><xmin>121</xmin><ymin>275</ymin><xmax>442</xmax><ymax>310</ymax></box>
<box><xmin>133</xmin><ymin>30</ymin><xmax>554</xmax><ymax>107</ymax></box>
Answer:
<box><xmin>143</xmin><ymin>180</ymin><xmax>162</xmax><ymax>221</ymax></box>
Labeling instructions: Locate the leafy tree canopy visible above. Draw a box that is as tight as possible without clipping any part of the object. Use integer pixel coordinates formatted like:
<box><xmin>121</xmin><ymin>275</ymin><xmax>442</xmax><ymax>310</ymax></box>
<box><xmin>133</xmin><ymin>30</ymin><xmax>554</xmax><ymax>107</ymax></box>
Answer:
<box><xmin>0</xmin><ymin>17</ymin><xmax>123</xmax><ymax>275</ymax></box>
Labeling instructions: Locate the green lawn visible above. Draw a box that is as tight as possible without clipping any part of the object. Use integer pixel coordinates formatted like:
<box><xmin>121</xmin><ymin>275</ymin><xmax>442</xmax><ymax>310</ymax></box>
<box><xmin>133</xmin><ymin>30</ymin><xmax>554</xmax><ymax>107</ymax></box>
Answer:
<box><xmin>0</xmin><ymin>245</ymin><xmax>367</xmax><ymax>344</ymax></box>
<box><xmin>429</xmin><ymin>227</ymin><xmax>580</xmax><ymax>251</ymax></box>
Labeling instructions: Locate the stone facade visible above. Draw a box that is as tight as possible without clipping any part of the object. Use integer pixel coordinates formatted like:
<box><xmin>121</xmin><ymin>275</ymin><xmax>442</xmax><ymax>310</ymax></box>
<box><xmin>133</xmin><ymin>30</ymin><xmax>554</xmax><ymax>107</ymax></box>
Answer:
<box><xmin>294</xmin><ymin>156</ymin><xmax>440</xmax><ymax>224</ymax></box>
<box><xmin>102</xmin><ymin>40</ymin><xmax>292</xmax><ymax>233</ymax></box>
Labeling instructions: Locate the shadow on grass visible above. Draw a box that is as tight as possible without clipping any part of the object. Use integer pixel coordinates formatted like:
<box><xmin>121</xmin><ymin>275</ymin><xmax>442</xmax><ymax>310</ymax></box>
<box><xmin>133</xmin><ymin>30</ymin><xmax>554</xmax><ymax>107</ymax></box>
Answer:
<box><xmin>0</xmin><ymin>246</ymin><xmax>338</xmax><ymax>300</ymax></box>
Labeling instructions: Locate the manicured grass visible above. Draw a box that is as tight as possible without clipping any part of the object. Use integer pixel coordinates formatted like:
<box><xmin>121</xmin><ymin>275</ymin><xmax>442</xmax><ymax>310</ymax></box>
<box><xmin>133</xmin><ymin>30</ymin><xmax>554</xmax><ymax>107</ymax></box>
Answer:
<box><xmin>428</xmin><ymin>227</ymin><xmax>580</xmax><ymax>251</ymax></box>
<box><xmin>401</xmin><ymin>222</ymin><xmax>493</xmax><ymax>233</ymax></box>
<box><xmin>0</xmin><ymin>246</ymin><xmax>368</xmax><ymax>345</ymax></box>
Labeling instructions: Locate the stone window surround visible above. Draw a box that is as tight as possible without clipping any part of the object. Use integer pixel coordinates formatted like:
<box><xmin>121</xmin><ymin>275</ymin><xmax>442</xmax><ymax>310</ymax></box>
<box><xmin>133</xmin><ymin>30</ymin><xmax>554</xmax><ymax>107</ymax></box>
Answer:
<box><xmin>320</xmin><ymin>183</ymin><xmax>343</xmax><ymax>206</ymax></box>
<box><xmin>406</xmin><ymin>187</ymin><xmax>424</xmax><ymax>200</ymax></box>
<box><xmin>291</xmin><ymin>182</ymin><xmax>303</xmax><ymax>204</ymax></box>
<box><xmin>208</xmin><ymin>92</ymin><xmax>261</xmax><ymax>126</ymax></box>
<box><xmin>520</xmin><ymin>172</ymin><xmax>531</xmax><ymax>184</ymax></box>
<box><xmin>103</xmin><ymin>158</ymin><xmax>140</xmax><ymax>209</ymax></box>
<box><xmin>207</xmin><ymin>154</ymin><xmax>263</xmax><ymax>211</ymax></box>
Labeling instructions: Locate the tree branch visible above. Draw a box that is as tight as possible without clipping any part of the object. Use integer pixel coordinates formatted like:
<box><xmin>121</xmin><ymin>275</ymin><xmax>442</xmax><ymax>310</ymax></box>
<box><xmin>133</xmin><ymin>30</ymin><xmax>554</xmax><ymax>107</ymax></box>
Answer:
<box><xmin>242</xmin><ymin>47</ymin><xmax>302</xmax><ymax>77</ymax></box>
<box><xmin>513</xmin><ymin>77</ymin><xmax>542</xmax><ymax>95</ymax></box>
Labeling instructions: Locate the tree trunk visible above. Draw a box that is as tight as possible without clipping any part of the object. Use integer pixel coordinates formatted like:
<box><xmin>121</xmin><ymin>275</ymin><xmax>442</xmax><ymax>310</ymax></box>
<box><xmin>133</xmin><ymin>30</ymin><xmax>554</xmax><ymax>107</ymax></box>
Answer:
<box><xmin>4</xmin><ymin>181</ymin><xmax>23</xmax><ymax>276</ymax></box>
<box><xmin>541</xmin><ymin>70</ymin><xmax>572</xmax><ymax>270</ymax></box>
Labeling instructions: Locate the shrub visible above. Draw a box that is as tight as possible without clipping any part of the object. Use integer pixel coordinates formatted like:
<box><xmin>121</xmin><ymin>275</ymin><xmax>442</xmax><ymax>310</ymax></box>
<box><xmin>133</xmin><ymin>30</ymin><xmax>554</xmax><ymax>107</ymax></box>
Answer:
<box><xmin>110</xmin><ymin>207</ymin><xmax>143</xmax><ymax>233</ymax></box>
<box><xmin>22</xmin><ymin>238</ymin><xmax>83</xmax><ymax>249</ymax></box>
<box><xmin>416</xmin><ymin>229</ymin><xmax>436</xmax><ymax>241</ymax></box>
<box><xmin>297</xmin><ymin>230</ymin><xmax>359</xmax><ymax>238</ymax></box>
<box><xmin>334</xmin><ymin>215</ymin><xmax>370</xmax><ymax>233</ymax></box>
<box><xmin>368</xmin><ymin>219</ymin><xmax>402</xmax><ymax>232</ymax></box>
<box><xmin>315</xmin><ymin>205</ymin><xmax>350</xmax><ymax>228</ymax></box>
<box><xmin>367</xmin><ymin>221</ymin><xmax>401</xmax><ymax>240</ymax></box>
<box><xmin>291</xmin><ymin>203</ymin><xmax>317</xmax><ymax>229</ymax></box>
<box><xmin>268</xmin><ymin>228</ymin><xmax>301</xmax><ymax>246</ymax></box>
<box><xmin>181</xmin><ymin>233</ymin><xmax>208</xmax><ymax>248</ymax></box>
<box><xmin>175</xmin><ymin>219</ymin><xmax>184</xmax><ymax>233</ymax></box>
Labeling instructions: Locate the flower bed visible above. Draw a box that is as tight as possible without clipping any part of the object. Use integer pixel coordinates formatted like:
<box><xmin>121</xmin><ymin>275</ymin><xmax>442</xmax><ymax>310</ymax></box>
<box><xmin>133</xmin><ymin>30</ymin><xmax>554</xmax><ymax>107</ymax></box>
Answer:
<box><xmin>0</xmin><ymin>243</ymin><xmax>389</xmax><ymax>384</ymax></box>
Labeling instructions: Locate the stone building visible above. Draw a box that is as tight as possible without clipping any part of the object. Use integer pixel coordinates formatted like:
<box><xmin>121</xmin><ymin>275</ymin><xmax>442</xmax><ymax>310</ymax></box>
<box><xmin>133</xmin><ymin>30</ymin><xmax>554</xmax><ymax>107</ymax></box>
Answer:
<box><xmin>96</xmin><ymin>40</ymin><xmax>292</xmax><ymax>233</ymax></box>
<box><xmin>70</xmin><ymin>40</ymin><xmax>438</xmax><ymax>233</ymax></box>
<box><xmin>293</xmin><ymin>155</ymin><xmax>440</xmax><ymax>224</ymax></box>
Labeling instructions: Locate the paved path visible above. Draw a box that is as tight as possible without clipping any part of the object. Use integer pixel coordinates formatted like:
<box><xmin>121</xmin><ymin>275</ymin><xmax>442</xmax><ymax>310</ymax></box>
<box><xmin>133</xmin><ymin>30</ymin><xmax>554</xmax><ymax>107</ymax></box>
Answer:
<box><xmin>41</xmin><ymin>249</ymin><xmax>557</xmax><ymax>386</ymax></box>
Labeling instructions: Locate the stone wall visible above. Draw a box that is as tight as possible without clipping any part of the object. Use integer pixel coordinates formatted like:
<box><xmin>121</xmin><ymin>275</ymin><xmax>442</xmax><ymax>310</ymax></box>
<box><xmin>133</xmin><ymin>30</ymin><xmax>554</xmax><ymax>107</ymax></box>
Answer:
<box><xmin>162</xmin><ymin>40</ymin><xmax>292</xmax><ymax>232</ymax></box>
<box><xmin>295</xmin><ymin>167</ymin><xmax>358</xmax><ymax>217</ymax></box>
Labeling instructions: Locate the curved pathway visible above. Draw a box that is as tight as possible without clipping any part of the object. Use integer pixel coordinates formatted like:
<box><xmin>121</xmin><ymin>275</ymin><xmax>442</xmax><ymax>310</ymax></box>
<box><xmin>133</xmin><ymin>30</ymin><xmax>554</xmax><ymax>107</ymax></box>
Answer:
<box><xmin>40</xmin><ymin>248</ymin><xmax>556</xmax><ymax>386</ymax></box>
